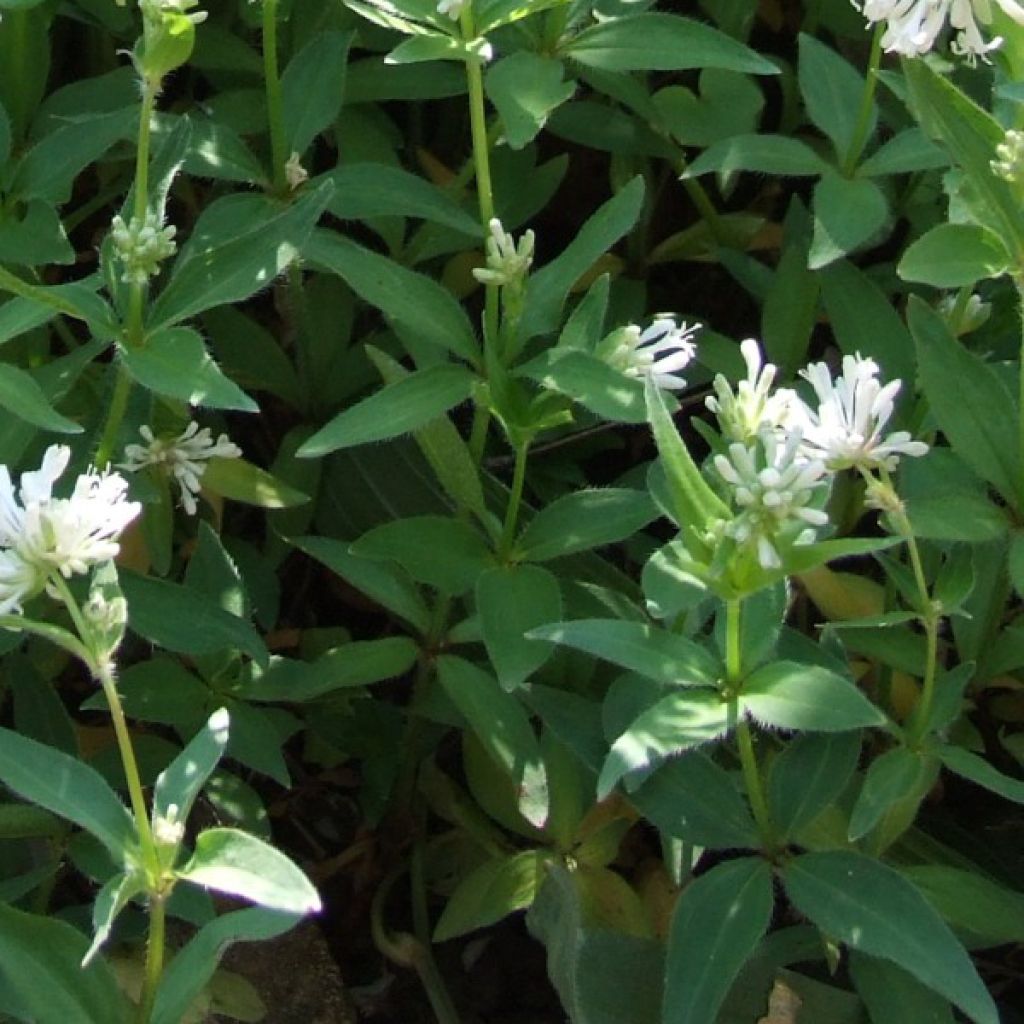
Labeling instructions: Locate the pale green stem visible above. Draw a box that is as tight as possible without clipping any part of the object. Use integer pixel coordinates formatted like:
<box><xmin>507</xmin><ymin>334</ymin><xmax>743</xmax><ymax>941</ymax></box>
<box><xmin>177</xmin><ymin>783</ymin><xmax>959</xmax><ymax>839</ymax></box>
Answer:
<box><xmin>137</xmin><ymin>891</ymin><xmax>166</xmax><ymax>1024</ymax></box>
<box><xmin>1017</xmin><ymin>281</ymin><xmax>1024</xmax><ymax>509</ymax></box>
<box><xmin>842</xmin><ymin>23</ymin><xmax>883</xmax><ymax>177</ymax></box>
<box><xmin>94</xmin><ymin>367</ymin><xmax>134</xmax><ymax>469</ymax></box>
<box><xmin>468</xmin><ymin>404</ymin><xmax>490</xmax><ymax>466</ymax></box>
<box><xmin>262</xmin><ymin>0</ymin><xmax>288</xmax><ymax>194</ymax></box>
<box><xmin>725</xmin><ymin>599</ymin><xmax>775</xmax><ymax>850</ymax></box>
<box><xmin>499</xmin><ymin>440</ymin><xmax>528</xmax><ymax>558</ymax></box>
<box><xmin>126</xmin><ymin>80</ymin><xmax>158</xmax><ymax>348</ymax></box>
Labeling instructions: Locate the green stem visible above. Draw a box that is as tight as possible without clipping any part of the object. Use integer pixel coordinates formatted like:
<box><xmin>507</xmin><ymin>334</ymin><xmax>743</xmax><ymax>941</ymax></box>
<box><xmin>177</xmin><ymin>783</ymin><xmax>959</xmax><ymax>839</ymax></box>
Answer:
<box><xmin>725</xmin><ymin>599</ymin><xmax>776</xmax><ymax>850</ymax></box>
<box><xmin>1017</xmin><ymin>281</ymin><xmax>1024</xmax><ymax>508</ymax></box>
<box><xmin>459</xmin><ymin>11</ymin><xmax>499</xmax><ymax>349</ymax></box>
<box><xmin>672</xmin><ymin>155</ymin><xmax>732</xmax><ymax>248</ymax></box>
<box><xmin>842</xmin><ymin>23</ymin><xmax>883</xmax><ymax>177</ymax></box>
<box><xmin>94</xmin><ymin>366</ymin><xmax>134</xmax><ymax>469</ymax></box>
<box><xmin>136</xmin><ymin>891</ymin><xmax>166</xmax><ymax>1024</ymax></box>
<box><xmin>410</xmin><ymin>841</ymin><xmax>462</xmax><ymax>1024</ymax></box>
<box><xmin>262</xmin><ymin>0</ymin><xmax>288</xmax><ymax>194</ymax></box>
<box><xmin>126</xmin><ymin>80</ymin><xmax>158</xmax><ymax>348</ymax></box>
<box><xmin>468</xmin><ymin>404</ymin><xmax>490</xmax><ymax>466</ymax></box>
<box><xmin>499</xmin><ymin>440</ymin><xmax>528</xmax><ymax>558</ymax></box>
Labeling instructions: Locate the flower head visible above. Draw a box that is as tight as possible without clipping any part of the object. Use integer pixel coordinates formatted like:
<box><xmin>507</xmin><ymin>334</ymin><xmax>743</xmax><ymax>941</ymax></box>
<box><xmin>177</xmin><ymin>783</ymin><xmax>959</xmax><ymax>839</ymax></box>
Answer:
<box><xmin>705</xmin><ymin>339</ymin><xmax>802</xmax><ymax>443</ymax></box>
<box><xmin>794</xmin><ymin>354</ymin><xmax>929</xmax><ymax>472</ymax></box>
<box><xmin>0</xmin><ymin>446</ymin><xmax>140</xmax><ymax>614</ymax></box>
<box><xmin>603</xmin><ymin>317</ymin><xmax>700</xmax><ymax>392</ymax></box>
<box><xmin>712</xmin><ymin>429</ymin><xmax>831</xmax><ymax>570</ymax></box>
<box><xmin>852</xmin><ymin>0</ymin><xmax>1024</xmax><ymax>62</ymax></box>
<box><xmin>120</xmin><ymin>422</ymin><xmax>241</xmax><ymax>516</ymax></box>
<box><xmin>472</xmin><ymin>218</ymin><xmax>535</xmax><ymax>288</ymax></box>
<box><xmin>992</xmin><ymin>128</ymin><xmax>1024</xmax><ymax>183</ymax></box>
<box><xmin>110</xmin><ymin>211</ymin><xmax>177</xmax><ymax>286</ymax></box>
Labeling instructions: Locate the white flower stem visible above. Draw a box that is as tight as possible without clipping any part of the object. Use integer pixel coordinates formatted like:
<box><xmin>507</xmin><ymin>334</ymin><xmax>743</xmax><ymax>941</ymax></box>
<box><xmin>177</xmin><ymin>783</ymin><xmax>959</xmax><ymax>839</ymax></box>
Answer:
<box><xmin>95</xmin><ymin>368</ymin><xmax>134</xmax><ymax>469</ymax></box>
<box><xmin>725</xmin><ymin>599</ymin><xmax>776</xmax><ymax>851</ymax></box>
<box><xmin>262</xmin><ymin>0</ymin><xmax>288</xmax><ymax>195</ymax></box>
<box><xmin>842</xmin><ymin>22</ymin><xmax>884</xmax><ymax>176</ymax></box>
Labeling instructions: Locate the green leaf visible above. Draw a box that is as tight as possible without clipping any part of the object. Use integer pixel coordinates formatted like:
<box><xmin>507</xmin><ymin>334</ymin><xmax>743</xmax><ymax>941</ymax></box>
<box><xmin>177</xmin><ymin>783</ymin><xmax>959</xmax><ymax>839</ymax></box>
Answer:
<box><xmin>486</xmin><ymin>52</ymin><xmax>575</xmax><ymax>149</ymax></box>
<box><xmin>434</xmin><ymin>850</ymin><xmax>548</xmax><ymax>941</ymax></box>
<box><xmin>0</xmin><ymin>727</ymin><xmax>135</xmax><ymax>858</ymax></box>
<box><xmin>149</xmin><ymin>184</ymin><xmax>332</xmax><ymax>328</ymax></box>
<box><xmin>291</xmin><ymin>534</ymin><xmax>431</xmax><ymax>634</ymax></box>
<box><xmin>631</xmin><ymin>751</ymin><xmax>759</xmax><ymax>848</ymax></box>
<box><xmin>664</xmin><ymin>857</ymin><xmax>774</xmax><ymax>1024</ymax></box>
<box><xmin>599</xmin><ymin>688</ymin><xmax>731</xmax><ymax>799</ymax></box>
<box><xmin>178</xmin><ymin>827</ymin><xmax>321</xmax><ymax>914</ymax></box>
<box><xmin>12</xmin><ymin>107</ymin><xmax>135</xmax><ymax>204</ymax></box>
<box><xmin>352</xmin><ymin>516</ymin><xmax>494</xmax><ymax>594</ymax></box>
<box><xmin>781</xmin><ymin>850</ymin><xmax>998</xmax><ymax>1024</ymax></box>
<box><xmin>298</xmin><ymin>363</ymin><xmax>475</xmax><ymax>456</ymax></box>
<box><xmin>521</xmin><ymin>177</ymin><xmax>644</xmax><ymax>341</ymax></box>
<box><xmin>121</xmin><ymin>570</ymin><xmax>268</xmax><ymax>667</ymax></box>
<box><xmin>323</xmin><ymin>163</ymin><xmax>480</xmax><ymax>236</ymax></box>
<box><xmin>281</xmin><ymin>30</ymin><xmax>352</xmax><ymax>156</ymax></box>
<box><xmin>518</xmin><ymin>349</ymin><xmax>647</xmax><ymax>423</ymax></box>
<box><xmin>309</xmin><ymin>230</ymin><xmax>478</xmax><ymax>364</ymax></box>
<box><xmin>238</xmin><ymin>638</ymin><xmax>418</xmax><ymax>702</ymax></box>
<box><xmin>562</xmin><ymin>14</ymin><xmax>776</xmax><ymax>74</ymax></box>
<box><xmin>741</xmin><ymin>661</ymin><xmax>885</xmax><ymax>732</ymax></box>
<box><xmin>438</xmin><ymin>655</ymin><xmax>549</xmax><ymax>826</ymax></box>
<box><xmin>809</xmin><ymin>172</ymin><xmax>889</xmax><ymax>269</ymax></box>
<box><xmin>152</xmin><ymin>907</ymin><xmax>301</xmax><ymax>1024</ymax></box>
<box><xmin>910</xmin><ymin>296</ymin><xmax>1020</xmax><ymax>508</ymax></box>
<box><xmin>367</xmin><ymin>345</ymin><xmax>489</xmax><ymax>523</ymax></box>
<box><xmin>201</xmin><ymin>457</ymin><xmax>309</xmax><ymax>509</ymax></box>
<box><xmin>0</xmin><ymin>903</ymin><xmax>130</xmax><ymax>1024</ymax></box>
<box><xmin>685</xmin><ymin>134</ymin><xmax>829</xmax><ymax>178</ymax></box>
<box><xmin>153</xmin><ymin>707</ymin><xmax>231</xmax><ymax>824</ymax></box>
<box><xmin>850</xmin><ymin>953</ymin><xmax>956</xmax><ymax>1024</ymax></box>
<box><xmin>645</xmin><ymin>375</ymin><xmax>731</xmax><ymax>535</ymax></box>
<box><xmin>529</xmin><ymin>619</ymin><xmax>721</xmax><ymax>688</ymax></box>
<box><xmin>0</xmin><ymin>362</ymin><xmax>82</xmax><ymax>433</ymax></box>
<box><xmin>900</xmin><ymin>864</ymin><xmax>1024</xmax><ymax>946</ymax></box>
<box><xmin>898</xmin><ymin>223</ymin><xmax>1010</xmax><ymax>287</ymax></box>
<box><xmin>939</xmin><ymin>743</ymin><xmax>1024</xmax><ymax>804</ymax></box>
<box><xmin>119</xmin><ymin>326</ymin><xmax>258</xmax><ymax>412</ymax></box>
<box><xmin>848</xmin><ymin>746</ymin><xmax>937</xmax><ymax>841</ymax></box>
<box><xmin>857</xmin><ymin>128</ymin><xmax>948</xmax><ymax>176</ymax></box>
<box><xmin>477</xmin><ymin>564</ymin><xmax>562</xmax><ymax>690</ymax></box>
<box><xmin>798</xmin><ymin>33</ymin><xmax>873</xmax><ymax>160</ymax></box>
<box><xmin>768</xmin><ymin>731</ymin><xmax>862</xmax><ymax>840</ymax></box>
<box><xmin>903</xmin><ymin>58</ymin><xmax>1024</xmax><ymax>263</ymax></box>
<box><xmin>515</xmin><ymin>488</ymin><xmax>656</xmax><ymax>561</ymax></box>
<box><xmin>527</xmin><ymin>864</ymin><xmax>664</xmax><ymax>1024</ymax></box>
<box><xmin>83</xmin><ymin>870</ymin><xmax>147</xmax><ymax>967</ymax></box>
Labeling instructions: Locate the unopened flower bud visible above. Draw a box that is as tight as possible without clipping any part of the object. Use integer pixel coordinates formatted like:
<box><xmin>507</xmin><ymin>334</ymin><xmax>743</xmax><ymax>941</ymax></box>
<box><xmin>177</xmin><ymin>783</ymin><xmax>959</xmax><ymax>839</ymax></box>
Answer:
<box><xmin>992</xmin><ymin>129</ymin><xmax>1024</xmax><ymax>183</ymax></box>
<box><xmin>110</xmin><ymin>212</ymin><xmax>177</xmax><ymax>286</ymax></box>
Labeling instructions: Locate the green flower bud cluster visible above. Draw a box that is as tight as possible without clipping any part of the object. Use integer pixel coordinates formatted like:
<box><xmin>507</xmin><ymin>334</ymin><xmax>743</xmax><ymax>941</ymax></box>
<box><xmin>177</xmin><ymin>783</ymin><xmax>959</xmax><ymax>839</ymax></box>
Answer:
<box><xmin>991</xmin><ymin>129</ymin><xmax>1024</xmax><ymax>183</ymax></box>
<box><xmin>111</xmin><ymin>212</ymin><xmax>177</xmax><ymax>286</ymax></box>
<box><xmin>133</xmin><ymin>0</ymin><xmax>207</xmax><ymax>82</ymax></box>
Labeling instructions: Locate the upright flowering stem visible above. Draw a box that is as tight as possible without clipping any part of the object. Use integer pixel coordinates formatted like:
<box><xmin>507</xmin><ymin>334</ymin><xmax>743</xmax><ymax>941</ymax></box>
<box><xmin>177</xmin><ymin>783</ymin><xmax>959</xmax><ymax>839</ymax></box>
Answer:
<box><xmin>726</xmin><ymin>599</ymin><xmax>776</xmax><ymax>851</ymax></box>
<box><xmin>127</xmin><ymin>79</ymin><xmax>158</xmax><ymax>347</ymax></box>
<box><xmin>499</xmin><ymin>439</ymin><xmax>529</xmax><ymax>558</ymax></box>
<box><xmin>138</xmin><ymin>892</ymin><xmax>167</xmax><ymax>1024</ymax></box>
<box><xmin>262</xmin><ymin>0</ymin><xmax>288</xmax><ymax>195</ymax></box>
<box><xmin>842</xmin><ymin>22</ymin><xmax>884</xmax><ymax>177</ymax></box>
<box><xmin>459</xmin><ymin>6</ymin><xmax>499</xmax><ymax>350</ymax></box>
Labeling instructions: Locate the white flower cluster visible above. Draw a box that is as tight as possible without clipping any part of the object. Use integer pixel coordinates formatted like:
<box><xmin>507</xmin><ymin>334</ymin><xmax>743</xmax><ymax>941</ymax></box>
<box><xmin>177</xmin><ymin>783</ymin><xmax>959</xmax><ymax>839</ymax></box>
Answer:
<box><xmin>703</xmin><ymin>343</ymin><xmax>928</xmax><ymax>569</ymax></box>
<box><xmin>604</xmin><ymin>318</ymin><xmax>700</xmax><ymax>392</ymax></box>
<box><xmin>852</xmin><ymin>0</ymin><xmax>1024</xmax><ymax>62</ymax></box>
<box><xmin>120</xmin><ymin>421</ymin><xmax>241</xmax><ymax>516</ymax></box>
<box><xmin>472</xmin><ymin>218</ymin><xmax>535</xmax><ymax>288</ymax></box>
<box><xmin>111</xmin><ymin>211</ymin><xmax>177</xmax><ymax>286</ymax></box>
<box><xmin>0</xmin><ymin>447</ymin><xmax>140</xmax><ymax>616</ymax></box>
<box><xmin>992</xmin><ymin>129</ymin><xmax>1024</xmax><ymax>183</ymax></box>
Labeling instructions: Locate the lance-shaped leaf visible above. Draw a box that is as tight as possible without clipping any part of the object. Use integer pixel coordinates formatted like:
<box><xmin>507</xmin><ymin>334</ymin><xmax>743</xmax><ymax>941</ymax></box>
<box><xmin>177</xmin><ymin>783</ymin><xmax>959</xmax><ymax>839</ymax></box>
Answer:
<box><xmin>529</xmin><ymin>618</ymin><xmax>722</xmax><ymax>688</ymax></box>
<box><xmin>153</xmin><ymin>707</ymin><xmax>231</xmax><ymax>824</ymax></box>
<box><xmin>514</xmin><ymin>488</ymin><xmax>657</xmax><ymax>561</ymax></box>
<box><xmin>782</xmin><ymin>850</ymin><xmax>998</xmax><ymax>1024</ymax></box>
<box><xmin>306</xmin><ymin>230</ymin><xmax>479</xmax><ymax>362</ymax></box>
<box><xmin>298</xmin><ymin>363</ymin><xmax>476</xmax><ymax>456</ymax></box>
<box><xmin>178</xmin><ymin>827</ymin><xmax>321</xmax><ymax>914</ymax></box>
<box><xmin>739</xmin><ymin>661</ymin><xmax>886</xmax><ymax>732</ymax></box>
<box><xmin>0</xmin><ymin>727</ymin><xmax>135</xmax><ymax>858</ymax></box>
<box><xmin>645</xmin><ymin>376</ymin><xmax>730</xmax><ymax>542</ymax></box>
<box><xmin>83</xmin><ymin>870</ymin><xmax>147</xmax><ymax>967</ymax></box>
<box><xmin>664</xmin><ymin>857</ymin><xmax>774</xmax><ymax>1024</ymax></box>
<box><xmin>599</xmin><ymin>688</ymin><xmax>731</xmax><ymax>799</ymax></box>
<box><xmin>562</xmin><ymin>14</ymin><xmax>777</xmax><ymax>75</ymax></box>
<box><xmin>910</xmin><ymin>297</ymin><xmax>1020</xmax><ymax>508</ymax></box>
<box><xmin>281</xmin><ymin>31</ymin><xmax>352</xmax><ymax>157</ymax></box>
<box><xmin>939</xmin><ymin>743</ymin><xmax>1024</xmax><ymax>804</ymax></box>
<box><xmin>0</xmin><ymin>902</ymin><xmax>130</xmax><ymax>1024</ymax></box>
<box><xmin>437</xmin><ymin>655</ymin><xmax>549</xmax><ymax>827</ymax></box>
<box><xmin>0</xmin><ymin>363</ymin><xmax>82</xmax><ymax>433</ymax></box>
<box><xmin>848</xmin><ymin>746</ymin><xmax>937</xmax><ymax>842</ymax></box>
